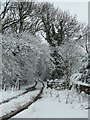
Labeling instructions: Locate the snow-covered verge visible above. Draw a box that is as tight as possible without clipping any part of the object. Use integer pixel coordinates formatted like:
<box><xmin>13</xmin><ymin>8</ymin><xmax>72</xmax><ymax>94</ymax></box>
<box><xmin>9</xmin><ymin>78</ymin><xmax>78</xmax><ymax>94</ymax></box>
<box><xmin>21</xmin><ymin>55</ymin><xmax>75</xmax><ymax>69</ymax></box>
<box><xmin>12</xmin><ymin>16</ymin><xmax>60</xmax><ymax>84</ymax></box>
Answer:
<box><xmin>0</xmin><ymin>89</ymin><xmax>24</xmax><ymax>103</ymax></box>
<box><xmin>0</xmin><ymin>89</ymin><xmax>39</xmax><ymax>118</ymax></box>
<box><xmin>0</xmin><ymin>83</ymin><xmax>36</xmax><ymax>103</ymax></box>
<box><xmin>13</xmin><ymin>88</ymin><xmax>88</xmax><ymax>118</ymax></box>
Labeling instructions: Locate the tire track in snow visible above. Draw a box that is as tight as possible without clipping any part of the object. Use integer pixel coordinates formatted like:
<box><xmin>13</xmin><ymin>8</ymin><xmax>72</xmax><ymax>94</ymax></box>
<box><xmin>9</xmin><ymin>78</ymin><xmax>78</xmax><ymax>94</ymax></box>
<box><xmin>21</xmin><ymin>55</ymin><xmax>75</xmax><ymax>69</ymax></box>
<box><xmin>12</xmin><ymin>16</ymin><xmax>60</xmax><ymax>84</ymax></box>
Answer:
<box><xmin>0</xmin><ymin>81</ymin><xmax>37</xmax><ymax>105</ymax></box>
<box><xmin>0</xmin><ymin>81</ymin><xmax>44</xmax><ymax>120</ymax></box>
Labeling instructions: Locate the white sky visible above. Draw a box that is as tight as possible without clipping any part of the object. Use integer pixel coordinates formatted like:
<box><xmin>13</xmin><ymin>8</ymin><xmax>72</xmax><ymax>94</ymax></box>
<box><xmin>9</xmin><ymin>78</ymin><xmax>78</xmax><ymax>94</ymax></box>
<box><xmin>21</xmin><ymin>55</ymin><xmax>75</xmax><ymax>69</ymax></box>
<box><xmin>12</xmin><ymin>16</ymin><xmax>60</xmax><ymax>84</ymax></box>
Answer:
<box><xmin>35</xmin><ymin>0</ymin><xmax>88</xmax><ymax>23</ymax></box>
<box><xmin>54</xmin><ymin>2</ymin><xmax>88</xmax><ymax>24</ymax></box>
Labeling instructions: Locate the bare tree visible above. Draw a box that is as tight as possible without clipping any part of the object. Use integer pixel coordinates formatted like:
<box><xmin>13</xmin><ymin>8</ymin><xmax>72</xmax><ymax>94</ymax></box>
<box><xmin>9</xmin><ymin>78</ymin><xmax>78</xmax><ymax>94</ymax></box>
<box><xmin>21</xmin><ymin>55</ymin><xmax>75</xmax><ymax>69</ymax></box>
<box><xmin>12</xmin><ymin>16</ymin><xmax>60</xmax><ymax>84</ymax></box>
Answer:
<box><xmin>1</xmin><ymin>1</ymin><xmax>36</xmax><ymax>33</ymax></box>
<box><xmin>35</xmin><ymin>2</ymin><xmax>58</xmax><ymax>46</ymax></box>
<box><xmin>35</xmin><ymin>2</ymin><xmax>84</xmax><ymax>87</ymax></box>
<box><xmin>0</xmin><ymin>1</ymin><xmax>10</xmax><ymax>33</ymax></box>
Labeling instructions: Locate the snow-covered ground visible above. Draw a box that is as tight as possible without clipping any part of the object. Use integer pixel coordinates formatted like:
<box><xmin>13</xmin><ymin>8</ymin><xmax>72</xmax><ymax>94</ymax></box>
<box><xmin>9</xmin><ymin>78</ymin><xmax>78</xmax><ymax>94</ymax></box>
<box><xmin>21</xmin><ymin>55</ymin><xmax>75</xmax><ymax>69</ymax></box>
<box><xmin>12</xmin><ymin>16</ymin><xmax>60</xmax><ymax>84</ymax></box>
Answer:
<box><xmin>0</xmin><ymin>90</ymin><xmax>24</xmax><ymax>103</ymax></box>
<box><xmin>0</xmin><ymin>83</ymin><xmax>35</xmax><ymax>103</ymax></box>
<box><xmin>0</xmin><ymin>89</ymin><xmax>40</xmax><ymax>117</ymax></box>
<box><xmin>13</xmin><ymin>88</ymin><xmax>88</xmax><ymax>118</ymax></box>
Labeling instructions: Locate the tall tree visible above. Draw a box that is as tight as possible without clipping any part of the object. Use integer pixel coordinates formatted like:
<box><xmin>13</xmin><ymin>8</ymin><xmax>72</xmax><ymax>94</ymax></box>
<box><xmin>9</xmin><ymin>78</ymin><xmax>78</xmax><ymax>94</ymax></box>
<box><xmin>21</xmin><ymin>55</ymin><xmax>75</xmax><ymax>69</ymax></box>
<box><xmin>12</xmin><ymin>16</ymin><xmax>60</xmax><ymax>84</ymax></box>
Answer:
<box><xmin>35</xmin><ymin>2</ymin><xmax>84</xmax><ymax>87</ymax></box>
<box><xmin>1</xmin><ymin>1</ymin><xmax>35</xmax><ymax>33</ymax></box>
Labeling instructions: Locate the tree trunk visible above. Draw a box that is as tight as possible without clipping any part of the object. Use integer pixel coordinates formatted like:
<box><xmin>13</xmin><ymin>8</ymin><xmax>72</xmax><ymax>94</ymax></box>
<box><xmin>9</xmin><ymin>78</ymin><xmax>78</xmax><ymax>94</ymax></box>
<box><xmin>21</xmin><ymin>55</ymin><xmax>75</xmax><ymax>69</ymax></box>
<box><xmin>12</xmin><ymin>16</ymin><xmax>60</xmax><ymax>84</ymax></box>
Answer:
<box><xmin>18</xmin><ymin>3</ymin><xmax>24</xmax><ymax>33</ymax></box>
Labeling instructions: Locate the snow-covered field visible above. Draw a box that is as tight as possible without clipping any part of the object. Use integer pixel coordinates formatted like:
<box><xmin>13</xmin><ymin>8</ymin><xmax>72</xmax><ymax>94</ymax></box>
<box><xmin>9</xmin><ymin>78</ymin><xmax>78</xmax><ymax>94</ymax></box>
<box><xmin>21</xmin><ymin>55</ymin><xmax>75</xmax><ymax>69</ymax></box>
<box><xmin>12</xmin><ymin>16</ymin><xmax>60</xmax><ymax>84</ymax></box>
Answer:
<box><xmin>13</xmin><ymin>88</ymin><xmax>88</xmax><ymax>118</ymax></box>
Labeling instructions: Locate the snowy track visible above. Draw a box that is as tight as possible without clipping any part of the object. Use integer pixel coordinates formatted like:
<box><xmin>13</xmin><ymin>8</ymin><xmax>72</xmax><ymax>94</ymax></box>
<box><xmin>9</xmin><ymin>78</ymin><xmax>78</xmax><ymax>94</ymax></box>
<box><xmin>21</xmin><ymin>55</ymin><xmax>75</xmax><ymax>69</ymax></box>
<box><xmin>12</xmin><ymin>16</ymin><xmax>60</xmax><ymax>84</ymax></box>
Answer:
<box><xmin>0</xmin><ymin>81</ymin><xmax>44</xmax><ymax>120</ymax></box>
<box><xmin>0</xmin><ymin>81</ymin><xmax>37</xmax><ymax>105</ymax></box>
<box><xmin>13</xmin><ymin>88</ymin><xmax>88</xmax><ymax>118</ymax></box>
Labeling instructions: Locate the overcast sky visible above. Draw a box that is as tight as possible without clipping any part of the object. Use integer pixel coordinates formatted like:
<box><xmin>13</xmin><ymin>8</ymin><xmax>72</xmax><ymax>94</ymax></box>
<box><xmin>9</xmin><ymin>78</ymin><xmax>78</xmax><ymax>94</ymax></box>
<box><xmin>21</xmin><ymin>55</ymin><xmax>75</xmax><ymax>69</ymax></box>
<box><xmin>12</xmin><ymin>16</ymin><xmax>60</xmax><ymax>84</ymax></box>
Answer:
<box><xmin>35</xmin><ymin>0</ymin><xmax>88</xmax><ymax>24</ymax></box>
<box><xmin>54</xmin><ymin>2</ymin><xmax>88</xmax><ymax>23</ymax></box>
